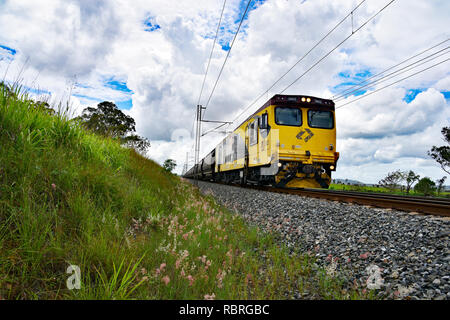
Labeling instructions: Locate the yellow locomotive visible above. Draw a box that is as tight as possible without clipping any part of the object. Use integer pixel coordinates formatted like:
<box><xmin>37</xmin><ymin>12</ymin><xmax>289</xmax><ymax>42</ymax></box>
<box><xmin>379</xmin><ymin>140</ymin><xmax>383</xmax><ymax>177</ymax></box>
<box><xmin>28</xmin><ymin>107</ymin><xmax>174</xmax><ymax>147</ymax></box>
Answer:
<box><xmin>185</xmin><ymin>94</ymin><xmax>339</xmax><ymax>188</ymax></box>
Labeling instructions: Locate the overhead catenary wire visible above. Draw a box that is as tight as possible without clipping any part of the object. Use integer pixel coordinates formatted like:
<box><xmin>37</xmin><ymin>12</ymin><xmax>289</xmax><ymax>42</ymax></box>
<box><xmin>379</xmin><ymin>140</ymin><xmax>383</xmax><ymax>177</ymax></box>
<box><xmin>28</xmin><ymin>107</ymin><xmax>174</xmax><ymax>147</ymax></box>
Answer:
<box><xmin>279</xmin><ymin>0</ymin><xmax>397</xmax><ymax>94</ymax></box>
<box><xmin>189</xmin><ymin>0</ymin><xmax>228</xmax><ymax>174</ymax></box>
<box><xmin>331</xmin><ymin>38</ymin><xmax>450</xmax><ymax>101</ymax></box>
<box><xmin>335</xmin><ymin>58</ymin><xmax>450</xmax><ymax>109</ymax></box>
<box><xmin>202</xmin><ymin>0</ymin><xmax>253</xmax><ymax>120</ymax></box>
<box><xmin>230</xmin><ymin>0</ymin><xmax>368</xmax><ymax>126</ymax></box>
<box><xmin>190</xmin><ymin>0</ymin><xmax>228</xmax><ymax>138</ymax></box>
<box><xmin>197</xmin><ymin>0</ymin><xmax>228</xmax><ymax>107</ymax></box>
<box><xmin>333</xmin><ymin>46</ymin><xmax>450</xmax><ymax>102</ymax></box>
<box><xmin>201</xmin><ymin>122</ymin><xmax>228</xmax><ymax>137</ymax></box>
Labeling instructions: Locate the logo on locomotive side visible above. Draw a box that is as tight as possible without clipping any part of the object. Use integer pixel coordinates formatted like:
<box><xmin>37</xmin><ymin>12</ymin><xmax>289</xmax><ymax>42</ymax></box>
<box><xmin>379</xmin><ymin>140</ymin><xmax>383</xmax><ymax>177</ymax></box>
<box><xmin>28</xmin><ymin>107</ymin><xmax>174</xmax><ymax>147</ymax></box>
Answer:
<box><xmin>296</xmin><ymin>128</ymin><xmax>314</xmax><ymax>142</ymax></box>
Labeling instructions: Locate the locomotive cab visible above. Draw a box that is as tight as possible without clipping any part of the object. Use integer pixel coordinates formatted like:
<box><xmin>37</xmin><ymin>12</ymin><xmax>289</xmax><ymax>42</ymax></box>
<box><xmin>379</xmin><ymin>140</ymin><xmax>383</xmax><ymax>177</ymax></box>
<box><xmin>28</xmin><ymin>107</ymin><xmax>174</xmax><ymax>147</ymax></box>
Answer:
<box><xmin>267</xmin><ymin>95</ymin><xmax>338</xmax><ymax>188</ymax></box>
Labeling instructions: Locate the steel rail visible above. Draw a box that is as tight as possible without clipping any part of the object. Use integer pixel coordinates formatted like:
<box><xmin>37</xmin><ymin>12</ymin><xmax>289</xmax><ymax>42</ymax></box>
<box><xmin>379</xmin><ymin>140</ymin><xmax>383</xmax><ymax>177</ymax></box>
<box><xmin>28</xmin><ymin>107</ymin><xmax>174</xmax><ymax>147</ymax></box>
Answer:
<box><xmin>189</xmin><ymin>179</ymin><xmax>450</xmax><ymax>217</ymax></box>
<box><xmin>248</xmin><ymin>185</ymin><xmax>450</xmax><ymax>217</ymax></box>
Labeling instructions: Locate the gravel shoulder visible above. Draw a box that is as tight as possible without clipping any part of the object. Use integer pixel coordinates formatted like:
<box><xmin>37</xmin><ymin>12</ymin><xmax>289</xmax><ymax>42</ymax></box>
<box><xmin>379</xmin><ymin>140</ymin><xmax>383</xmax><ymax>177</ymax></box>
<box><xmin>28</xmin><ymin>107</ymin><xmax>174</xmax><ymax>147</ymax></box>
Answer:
<box><xmin>194</xmin><ymin>180</ymin><xmax>450</xmax><ymax>300</ymax></box>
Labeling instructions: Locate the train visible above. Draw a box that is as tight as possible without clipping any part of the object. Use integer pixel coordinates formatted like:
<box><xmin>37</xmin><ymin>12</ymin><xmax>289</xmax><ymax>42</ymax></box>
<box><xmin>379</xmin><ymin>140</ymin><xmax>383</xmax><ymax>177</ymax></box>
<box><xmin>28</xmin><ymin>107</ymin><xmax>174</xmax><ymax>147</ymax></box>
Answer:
<box><xmin>184</xmin><ymin>94</ymin><xmax>339</xmax><ymax>188</ymax></box>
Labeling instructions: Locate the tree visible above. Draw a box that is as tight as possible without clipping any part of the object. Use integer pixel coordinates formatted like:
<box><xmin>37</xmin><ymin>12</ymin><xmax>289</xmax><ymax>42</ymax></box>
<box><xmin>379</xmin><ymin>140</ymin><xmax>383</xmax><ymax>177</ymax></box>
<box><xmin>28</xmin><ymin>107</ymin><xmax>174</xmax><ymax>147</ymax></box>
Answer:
<box><xmin>436</xmin><ymin>176</ymin><xmax>447</xmax><ymax>196</ymax></box>
<box><xmin>378</xmin><ymin>170</ymin><xmax>405</xmax><ymax>191</ymax></box>
<box><xmin>405</xmin><ymin>170</ymin><xmax>420</xmax><ymax>194</ymax></box>
<box><xmin>414</xmin><ymin>177</ymin><xmax>436</xmax><ymax>196</ymax></box>
<box><xmin>31</xmin><ymin>101</ymin><xmax>55</xmax><ymax>116</ymax></box>
<box><xmin>163</xmin><ymin>159</ymin><xmax>176</xmax><ymax>173</ymax></box>
<box><xmin>76</xmin><ymin>101</ymin><xmax>150</xmax><ymax>154</ymax></box>
<box><xmin>77</xmin><ymin>101</ymin><xmax>136</xmax><ymax>138</ymax></box>
<box><xmin>123</xmin><ymin>134</ymin><xmax>151</xmax><ymax>154</ymax></box>
<box><xmin>428</xmin><ymin>127</ymin><xmax>450</xmax><ymax>174</ymax></box>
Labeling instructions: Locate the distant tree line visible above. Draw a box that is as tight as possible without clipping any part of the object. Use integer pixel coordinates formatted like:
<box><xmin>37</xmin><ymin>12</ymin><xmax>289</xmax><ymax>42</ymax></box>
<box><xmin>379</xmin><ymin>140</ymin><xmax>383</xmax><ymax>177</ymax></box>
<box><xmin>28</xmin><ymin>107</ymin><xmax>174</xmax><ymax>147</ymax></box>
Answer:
<box><xmin>377</xmin><ymin>126</ymin><xmax>449</xmax><ymax>197</ymax></box>
<box><xmin>377</xmin><ymin>170</ymin><xmax>446</xmax><ymax>196</ymax></box>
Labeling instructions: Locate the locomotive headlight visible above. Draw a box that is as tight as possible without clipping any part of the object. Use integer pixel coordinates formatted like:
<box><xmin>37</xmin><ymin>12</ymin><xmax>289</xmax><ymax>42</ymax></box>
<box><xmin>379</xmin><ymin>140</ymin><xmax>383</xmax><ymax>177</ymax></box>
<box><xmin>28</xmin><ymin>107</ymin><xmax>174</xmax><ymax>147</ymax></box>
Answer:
<box><xmin>301</xmin><ymin>97</ymin><xmax>306</xmax><ymax>102</ymax></box>
<box><xmin>330</xmin><ymin>165</ymin><xmax>335</xmax><ymax>170</ymax></box>
<box><xmin>278</xmin><ymin>162</ymin><xmax>282</xmax><ymax>167</ymax></box>
<box><xmin>306</xmin><ymin>98</ymin><xmax>311</xmax><ymax>103</ymax></box>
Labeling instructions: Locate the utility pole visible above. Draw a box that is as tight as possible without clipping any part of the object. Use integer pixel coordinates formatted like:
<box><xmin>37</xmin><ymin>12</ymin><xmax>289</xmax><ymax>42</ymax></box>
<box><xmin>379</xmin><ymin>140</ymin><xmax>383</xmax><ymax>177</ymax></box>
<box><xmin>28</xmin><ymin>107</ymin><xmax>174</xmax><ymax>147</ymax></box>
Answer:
<box><xmin>182</xmin><ymin>152</ymin><xmax>189</xmax><ymax>176</ymax></box>
<box><xmin>192</xmin><ymin>104</ymin><xmax>232</xmax><ymax>185</ymax></box>
<box><xmin>194</xmin><ymin>105</ymin><xmax>206</xmax><ymax>184</ymax></box>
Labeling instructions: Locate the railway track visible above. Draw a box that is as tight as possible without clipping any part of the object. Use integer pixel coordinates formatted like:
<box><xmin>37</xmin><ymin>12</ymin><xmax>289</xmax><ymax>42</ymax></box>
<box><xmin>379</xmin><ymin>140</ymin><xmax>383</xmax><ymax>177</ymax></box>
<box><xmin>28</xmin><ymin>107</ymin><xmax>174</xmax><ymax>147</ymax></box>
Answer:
<box><xmin>192</xmin><ymin>179</ymin><xmax>450</xmax><ymax>217</ymax></box>
<box><xmin>253</xmin><ymin>186</ymin><xmax>450</xmax><ymax>217</ymax></box>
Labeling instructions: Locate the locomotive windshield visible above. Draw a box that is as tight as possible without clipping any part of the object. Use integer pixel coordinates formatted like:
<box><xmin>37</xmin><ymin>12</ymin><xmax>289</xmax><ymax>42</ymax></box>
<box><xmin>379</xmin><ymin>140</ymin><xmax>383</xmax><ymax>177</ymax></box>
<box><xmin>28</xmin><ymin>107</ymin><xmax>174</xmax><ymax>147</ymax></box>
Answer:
<box><xmin>307</xmin><ymin>110</ymin><xmax>334</xmax><ymax>129</ymax></box>
<box><xmin>275</xmin><ymin>107</ymin><xmax>302</xmax><ymax>126</ymax></box>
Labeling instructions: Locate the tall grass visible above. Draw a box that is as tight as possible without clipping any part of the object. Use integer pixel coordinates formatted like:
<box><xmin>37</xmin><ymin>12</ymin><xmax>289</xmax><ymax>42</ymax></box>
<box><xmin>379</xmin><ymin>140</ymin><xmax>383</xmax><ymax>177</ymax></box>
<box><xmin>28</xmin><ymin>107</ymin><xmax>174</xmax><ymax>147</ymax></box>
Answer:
<box><xmin>0</xmin><ymin>83</ymin><xmax>372</xmax><ymax>300</ymax></box>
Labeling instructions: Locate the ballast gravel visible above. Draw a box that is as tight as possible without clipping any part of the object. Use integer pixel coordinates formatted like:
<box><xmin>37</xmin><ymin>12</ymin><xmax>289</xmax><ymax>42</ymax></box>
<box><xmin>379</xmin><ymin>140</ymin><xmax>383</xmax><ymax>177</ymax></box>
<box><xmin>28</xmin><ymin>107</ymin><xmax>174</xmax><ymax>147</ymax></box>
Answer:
<box><xmin>194</xmin><ymin>180</ymin><xmax>450</xmax><ymax>300</ymax></box>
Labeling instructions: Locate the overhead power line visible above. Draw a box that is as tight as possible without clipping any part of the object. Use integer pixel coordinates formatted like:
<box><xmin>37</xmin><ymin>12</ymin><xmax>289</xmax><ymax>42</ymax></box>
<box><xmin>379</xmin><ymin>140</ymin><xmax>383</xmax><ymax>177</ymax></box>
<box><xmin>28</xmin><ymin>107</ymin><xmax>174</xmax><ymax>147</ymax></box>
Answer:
<box><xmin>230</xmin><ymin>0</ymin><xmax>367</xmax><ymax>126</ymax></box>
<box><xmin>335</xmin><ymin>58</ymin><xmax>450</xmax><ymax>109</ymax></box>
<box><xmin>334</xmin><ymin>45</ymin><xmax>449</xmax><ymax>102</ymax></box>
<box><xmin>201</xmin><ymin>122</ymin><xmax>228</xmax><ymax>137</ymax></box>
<box><xmin>197</xmin><ymin>0</ymin><xmax>227</xmax><ymax>106</ymax></box>
<box><xmin>331</xmin><ymin>38</ymin><xmax>449</xmax><ymax>101</ymax></box>
<box><xmin>279</xmin><ymin>0</ymin><xmax>397</xmax><ymax>94</ymax></box>
<box><xmin>202</xmin><ymin>0</ymin><xmax>253</xmax><ymax>119</ymax></box>
<box><xmin>190</xmin><ymin>0</ymin><xmax>227</xmax><ymax>138</ymax></box>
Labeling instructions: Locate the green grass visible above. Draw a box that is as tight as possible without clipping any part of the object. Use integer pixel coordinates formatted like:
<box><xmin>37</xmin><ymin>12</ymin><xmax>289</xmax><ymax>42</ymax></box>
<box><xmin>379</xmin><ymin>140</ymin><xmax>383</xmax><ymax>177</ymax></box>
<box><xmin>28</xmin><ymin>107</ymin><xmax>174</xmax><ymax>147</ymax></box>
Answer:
<box><xmin>329</xmin><ymin>183</ymin><xmax>450</xmax><ymax>198</ymax></box>
<box><xmin>0</xmin><ymin>84</ymin><xmax>372</xmax><ymax>300</ymax></box>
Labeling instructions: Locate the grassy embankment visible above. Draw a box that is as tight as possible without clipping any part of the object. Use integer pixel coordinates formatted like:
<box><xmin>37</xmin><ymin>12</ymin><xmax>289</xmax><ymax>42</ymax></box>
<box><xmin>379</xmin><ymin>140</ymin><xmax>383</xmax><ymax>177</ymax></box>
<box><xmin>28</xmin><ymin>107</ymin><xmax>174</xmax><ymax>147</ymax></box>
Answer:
<box><xmin>0</xmin><ymin>84</ymin><xmax>372</xmax><ymax>300</ymax></box>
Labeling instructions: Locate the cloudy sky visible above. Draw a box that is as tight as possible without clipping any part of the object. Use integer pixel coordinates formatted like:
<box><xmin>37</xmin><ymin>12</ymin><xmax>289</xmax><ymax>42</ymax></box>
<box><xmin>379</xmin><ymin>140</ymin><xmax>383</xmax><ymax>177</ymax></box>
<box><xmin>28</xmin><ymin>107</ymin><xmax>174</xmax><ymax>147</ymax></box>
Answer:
<box><xmin>1</xmin><ymin>0</ymin><xmax>449</xmax><ymax>183</ymax></box>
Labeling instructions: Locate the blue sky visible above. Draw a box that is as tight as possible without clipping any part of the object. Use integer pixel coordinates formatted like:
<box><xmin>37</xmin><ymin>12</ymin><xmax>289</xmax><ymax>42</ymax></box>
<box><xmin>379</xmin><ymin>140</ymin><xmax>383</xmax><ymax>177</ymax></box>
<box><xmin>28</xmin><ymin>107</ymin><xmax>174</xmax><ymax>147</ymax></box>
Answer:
<box><xmin>75</xmin><ymin>78</ymin><xmax>134</xmax><ymax>110</ymax></box>
<box><xmin>203</xmin><ymin>0</ymin><xmax>267</xmax><ymax>51</ymax></box>
<box><xmin>0</xmin><ymin>43</ymin><xmax>136</xmax><ymax>111</ymax></box>
<box><xmin>332</xmin><ymin>67</ymin><xmax>450</xmax><ymax>104</ymax></box>
<box><xmin>143</xmin><ymin>16</ymin><xmax>161</xmax><ymax>32</ymax></box>
<box><xmin>0</xmin><ymin>44</ymin><xmax>16</xmax><ymax>56</ymax></box>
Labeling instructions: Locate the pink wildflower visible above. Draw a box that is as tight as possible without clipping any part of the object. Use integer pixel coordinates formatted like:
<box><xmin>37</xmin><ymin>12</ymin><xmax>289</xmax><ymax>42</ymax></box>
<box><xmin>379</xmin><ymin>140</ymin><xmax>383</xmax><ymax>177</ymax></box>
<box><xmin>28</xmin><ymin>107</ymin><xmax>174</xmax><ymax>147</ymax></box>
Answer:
<box><xmin>180</xmin><ymin>269</ymin><xmax>185</xmax><ymax>277</ymax></box>
<box><xmin>182</xmin><ymin>233</ymin><xmax>189</xmax><ymax>240</ymax></box>
<box><xmin>160</xmin><ymin>263</ymin><xmax>166</xmax><ymax>272</ymax></box>
<box><xmin>51</xmin><ymin>183</ymin><xmax>56</xmax><ymax>190</ymax></box>
<box><xmin>175</xmin><ymin>260</ymin><xmax>181</xmax><ymax>269</ymax></box>
<box><xmin>162</xmin><ymin>275</ymin><xmax>170</xmax><ymax>286</ymax></box>
<box><xmin>187</xmin><ymin>275</ymin><xmax>194</xmax><ymax>286</ymax></box>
